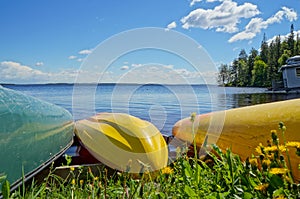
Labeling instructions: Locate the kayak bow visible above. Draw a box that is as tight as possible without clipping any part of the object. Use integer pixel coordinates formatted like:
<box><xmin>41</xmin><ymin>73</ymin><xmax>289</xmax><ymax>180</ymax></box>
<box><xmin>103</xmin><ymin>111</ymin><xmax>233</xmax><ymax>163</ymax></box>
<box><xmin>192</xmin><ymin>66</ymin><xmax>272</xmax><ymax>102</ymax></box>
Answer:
<box><xmin>75</xmin><ymin>113</ymin><xmax>168</xmax><ymax>173</ymax></box>
<box><xmin>0</xmin><ymin>87</ymin><xmax>74</xmax><ymax>191</ymax></box>
<box><xmin>173</xmin><ymin>99</ymin><xmax>300</xmax><ymax>181</ymax></box>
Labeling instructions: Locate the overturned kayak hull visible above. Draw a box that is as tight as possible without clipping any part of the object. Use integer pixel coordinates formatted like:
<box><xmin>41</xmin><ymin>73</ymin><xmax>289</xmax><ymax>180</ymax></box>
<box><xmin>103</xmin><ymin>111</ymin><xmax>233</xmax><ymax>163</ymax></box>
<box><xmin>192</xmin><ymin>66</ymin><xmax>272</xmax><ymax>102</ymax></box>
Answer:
<box><xmin>75</xmin><ymin>113</ymin><xmax>168</xmax><ymax>173</ymax></box>
<box><xmin>0</xmin><ymin>86</ymin><xmax>74</xmax><ymax>191</ymax></box>
<box><xmin>173</xmin><ymin>99</ymin><xmax>300</xmax><ymax>181</ymax></box>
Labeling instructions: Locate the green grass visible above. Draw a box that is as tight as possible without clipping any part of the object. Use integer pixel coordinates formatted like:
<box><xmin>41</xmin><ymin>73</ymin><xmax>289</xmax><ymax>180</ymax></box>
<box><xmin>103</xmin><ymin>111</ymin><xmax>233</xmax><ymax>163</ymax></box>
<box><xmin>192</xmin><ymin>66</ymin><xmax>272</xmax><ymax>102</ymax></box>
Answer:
<box><xmin>2</xmin><ymin>122</ymin><xmax>300</xmax><ymax>198</ymax></box>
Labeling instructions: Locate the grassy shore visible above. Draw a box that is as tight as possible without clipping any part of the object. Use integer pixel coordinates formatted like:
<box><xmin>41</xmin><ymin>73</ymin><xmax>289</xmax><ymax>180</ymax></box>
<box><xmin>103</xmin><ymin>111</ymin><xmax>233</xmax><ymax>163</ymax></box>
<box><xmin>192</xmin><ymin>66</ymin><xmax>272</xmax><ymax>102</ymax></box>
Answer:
<box><xmin>1</xmin><ymin>122</ymin><xmax>300</xmax><ymax>198</ymax></box>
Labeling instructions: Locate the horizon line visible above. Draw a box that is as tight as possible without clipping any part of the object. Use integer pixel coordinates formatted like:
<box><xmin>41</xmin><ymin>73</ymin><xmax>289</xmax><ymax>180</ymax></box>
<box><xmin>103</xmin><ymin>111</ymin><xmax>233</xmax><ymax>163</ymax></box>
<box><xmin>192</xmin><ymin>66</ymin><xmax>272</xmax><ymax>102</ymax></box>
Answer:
<box><xmin>0</xmin><ymin>82</ymin><xmax>218</xmax><ymax>86</ymax></box>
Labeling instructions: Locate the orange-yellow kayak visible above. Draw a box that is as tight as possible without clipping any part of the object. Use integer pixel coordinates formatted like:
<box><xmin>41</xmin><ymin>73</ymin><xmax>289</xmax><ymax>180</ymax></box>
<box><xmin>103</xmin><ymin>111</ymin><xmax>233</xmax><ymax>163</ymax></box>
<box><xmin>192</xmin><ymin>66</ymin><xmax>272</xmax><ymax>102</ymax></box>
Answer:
<box><xmin>75</xmin><ymin>113</ymin><xmax>168</xmax><ymax>173</ymax></box>
<box><xmin>173</xmin><ymin>99</ymin><xmax>300</xmax><ymax>181</ymax></box>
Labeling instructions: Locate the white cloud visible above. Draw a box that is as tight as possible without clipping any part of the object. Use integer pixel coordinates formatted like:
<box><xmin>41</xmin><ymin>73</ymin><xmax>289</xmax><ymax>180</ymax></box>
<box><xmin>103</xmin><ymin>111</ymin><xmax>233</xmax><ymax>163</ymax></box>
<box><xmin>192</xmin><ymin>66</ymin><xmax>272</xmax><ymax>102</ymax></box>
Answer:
<box><xmin>228</xmin><ymin>30</ymin><xmax>256</xmax><ymax>43</ymax></box>
<box><xmin>35</xmin><ymin>62</ymin><xmax>44</xmax><ymax>67</ymax></box>
<box><xmin>181</xmin><ymin>0</ymin><xmax>260</xmax><ymax>33</ymax></box>
<box><xmin>281</xmin><ymin>6</ymin><xmax>298</xmax><ymax>21</ymax></box>
<box><xmin>131</xmin><ymin>63</ymin><xmax>143</xmax><ymax>67</ymax></box>
<box><xmin>0</xmin><ymin>61</ymin><xmax>49</xmax><ymax>83</ymax></box>
<box><xmin>190</xmin><ymin>0</ymin><xmax>202</xmax><ymax>6</ymax></box>
<box><xmin>0</xmin><ymin>61</ymin><xmax>218</xmax><ymax>84</ymax></box>
<box><xmin>0</xmin><ymin>61</ymin><xmax>119</xmax><ymax>84</ymax></box>
<box><xmin>120</xmin><ymin>65</ymin><xmax>129</xmax><ymax>70</ymax></box>
<box><xmin>166</xmin><ymin>21</ymin><xmax>177</xmax><ymax>30</ymax></box>
<box><xmin>164</xmin><ymin>65</ymin><xmax>174</xmax><ymax>69</ymax></box>
<box><xmin>68</xmin><ymin>55</ymin><xmax>77</xmax><ymax>60</ymax></box>
<box><xmin>77</xmin><ymin>58</ymin><xmax>84</xmax><ymax>62</ymax></box>
<box><xmin>229</xmin><ymin>7</ymin><xmax>297</xmax><ymax>43</ymax></box>
<box><xmin>112</xmin><ymin>64</ymin><xmax>217</xmax><ymax>84</ymax></box>
<box><xmin>0</xmin><ymin>61</ymin><xmax>109</xmax><ymax>84</ymax></box>
<box><xmin>78</xmin><ymin>49</ymin><xmax>92</xmax><ymax>55</ymax></box>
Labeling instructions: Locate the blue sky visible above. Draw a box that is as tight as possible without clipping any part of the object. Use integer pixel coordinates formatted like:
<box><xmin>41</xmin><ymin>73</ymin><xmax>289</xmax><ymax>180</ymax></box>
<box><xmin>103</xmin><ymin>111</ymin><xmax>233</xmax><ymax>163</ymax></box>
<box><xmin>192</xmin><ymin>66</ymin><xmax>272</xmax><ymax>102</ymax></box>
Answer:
<box><xmin>0</xmin><ymin>0</ymin><xmax>299</xmax><ymax>84</ymax></box>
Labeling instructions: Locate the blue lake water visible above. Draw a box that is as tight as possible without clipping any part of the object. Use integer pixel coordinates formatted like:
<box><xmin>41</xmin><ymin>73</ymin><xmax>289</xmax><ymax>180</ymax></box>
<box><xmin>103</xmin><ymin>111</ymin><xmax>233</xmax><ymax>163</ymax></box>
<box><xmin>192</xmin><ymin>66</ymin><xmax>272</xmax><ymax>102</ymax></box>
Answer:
<box><xmin>3</xmin><ymin>84</ymin><xmax>300</xmax><ymax>135</ymax></box>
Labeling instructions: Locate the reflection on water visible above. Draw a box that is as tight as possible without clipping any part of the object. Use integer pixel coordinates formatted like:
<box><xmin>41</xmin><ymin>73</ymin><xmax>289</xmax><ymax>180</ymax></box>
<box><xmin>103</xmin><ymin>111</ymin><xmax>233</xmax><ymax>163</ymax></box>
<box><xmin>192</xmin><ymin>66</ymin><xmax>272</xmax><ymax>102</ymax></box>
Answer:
<box><xmin>226</xmin><ymin>93</ymin><xmax>300</xmax><ymax>108</ymax></box>
<box><xmin>3</xmin><ymin>84</ymin><xmax>300</xmax><ymax>135</ymax></box>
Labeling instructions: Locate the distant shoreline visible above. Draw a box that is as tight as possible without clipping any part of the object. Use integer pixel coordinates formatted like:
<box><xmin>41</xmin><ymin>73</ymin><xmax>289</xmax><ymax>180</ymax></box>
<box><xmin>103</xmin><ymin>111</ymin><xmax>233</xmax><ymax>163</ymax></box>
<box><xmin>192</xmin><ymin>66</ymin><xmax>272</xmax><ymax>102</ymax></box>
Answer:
<box><xmin>0</xmin><ymin>83</ymin><xmax>218</xmax><ymax>86</ymax></box>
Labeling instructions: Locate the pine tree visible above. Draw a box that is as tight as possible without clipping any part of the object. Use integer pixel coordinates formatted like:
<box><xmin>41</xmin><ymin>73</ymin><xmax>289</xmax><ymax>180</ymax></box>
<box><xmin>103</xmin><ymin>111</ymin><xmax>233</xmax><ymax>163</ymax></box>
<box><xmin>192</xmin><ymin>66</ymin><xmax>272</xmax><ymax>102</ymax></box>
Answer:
<box><xmin>267</xmin><ymin>41</ymin><xmax>276</xmax><ymax>82</ymax></box>
<box><xmin>274</xmin><ymin>35</ymin><xmax>282</xmax><ymax>80</ymax></box>
<box><xmin>247</xmin><ymin>48</ymin><xmax>258</xmax><ymax>86</ymax></box>
<box><xmin>260</xmin><ymin>33</ymin><xmax>269</xmax><ymax>63</ymax></box>
<box><xmin>217</xmin><ymin>25</ymin><xmax>299</xmax><ymax>87</ymax></box>
<box><xmin>217</xmin><ymin>64</ymin><xmax>230</xmax><ymax>85</ymax></box>
<box><xmin>287</xmin><ymin>24</ymin><xmax>295</xmax><ymax>56</ymax></box>
<box><xmin>230</xmin><ymin>59</ymin><xmax>239</xmax><ymax>87</ymax></box>
<box><xmin>295</xmin><ymin>33</ymin><xmax>300</xmax><ymax>55</ymax></box>
<box><xmin>238</xmin><ymin>49</ymin><xmax>248</xmax><ymax>62</ymax></box>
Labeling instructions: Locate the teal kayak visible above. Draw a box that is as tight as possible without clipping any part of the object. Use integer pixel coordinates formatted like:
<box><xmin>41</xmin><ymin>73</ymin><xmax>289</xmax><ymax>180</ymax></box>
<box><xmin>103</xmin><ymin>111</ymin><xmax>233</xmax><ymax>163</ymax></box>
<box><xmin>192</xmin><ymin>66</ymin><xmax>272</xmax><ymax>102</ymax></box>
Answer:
<box><xmin>0</xmin><ymin>86</ymin><xmax>74</xmax><ymax>191</ymax></box>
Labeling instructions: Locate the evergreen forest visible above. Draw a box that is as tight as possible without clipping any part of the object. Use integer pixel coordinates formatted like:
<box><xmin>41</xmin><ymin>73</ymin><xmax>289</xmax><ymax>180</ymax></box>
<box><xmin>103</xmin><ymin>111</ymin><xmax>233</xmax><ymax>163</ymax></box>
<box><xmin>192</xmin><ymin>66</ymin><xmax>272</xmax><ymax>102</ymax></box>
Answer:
<box><xmin>218</xmin><ymin>24</ymin><xmax>300</xmax><ymax>87</ymax></box>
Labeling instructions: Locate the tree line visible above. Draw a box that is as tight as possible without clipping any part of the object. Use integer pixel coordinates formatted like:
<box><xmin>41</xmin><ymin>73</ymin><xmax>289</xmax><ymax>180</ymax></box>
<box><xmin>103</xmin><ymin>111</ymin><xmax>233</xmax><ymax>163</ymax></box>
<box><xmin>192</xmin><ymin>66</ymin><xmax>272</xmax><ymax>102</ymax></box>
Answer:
<box><xmin>218</xmin><ymin>24</ymin><xmax>300</xmax><ymax>87</ymax></box>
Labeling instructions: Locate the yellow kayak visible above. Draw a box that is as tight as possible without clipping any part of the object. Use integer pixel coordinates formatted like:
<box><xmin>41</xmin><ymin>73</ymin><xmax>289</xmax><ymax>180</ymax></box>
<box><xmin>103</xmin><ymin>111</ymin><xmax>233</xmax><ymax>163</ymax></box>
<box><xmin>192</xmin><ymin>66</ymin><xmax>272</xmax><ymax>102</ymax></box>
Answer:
<box><xmin>75</xmin><ymin>113</ymin><xmax>168</xmax><ymax>173</ymax></box>
<box><xmin>173</xmin><ymin>99</ymin><xmax>300</xmax><ymax>181</ymax></box>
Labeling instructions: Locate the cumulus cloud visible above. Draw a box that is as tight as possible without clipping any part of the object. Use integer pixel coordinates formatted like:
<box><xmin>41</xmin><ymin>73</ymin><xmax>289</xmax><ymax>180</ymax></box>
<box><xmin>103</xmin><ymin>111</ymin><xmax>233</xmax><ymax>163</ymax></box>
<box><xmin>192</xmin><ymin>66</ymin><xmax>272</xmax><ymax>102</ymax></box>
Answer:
<box><xmin>229</xmin><ymin>6</ymin><xmax>298</xmax><ymax>43</ymax></box>
<box><xmin>0</xmin><ymin>61</ymin><xmax>217</xmax><ymax>84</ymax></box>
<box><xmin>281</xmin><ymin>6</ymin><xmax>298</xmax><ymax>21</ymax></box>
<box><xmin>112</xmin><ymin>64</ymin><xmax>216</xmax><ymax>84</ymax></box>
<box><xmin>35</xmin><ymin>62</ymin><xmax>44</xmax><ymax>67</ymax></box>
<box><xmin>190</xmin><ymin>0</ymin><xmax>202</xmax><ymax>6</ymax></box>
<box><xmin>166</xmin><ymin>21</ymin><xmax>177</xmax><ymax>30</ymax></box>
<box><xmin>181</xmin><ymin>0</ymin><xmax>260</xmax><ymax>33</ymax></box>
<box><xmin>78</xmin><ymin>49</ymin><xmax>93</xmax><ymax>55</ymax></box>
<box><xmin>120</xmin><ymin>65</ymin><xmax>129</xmax><ymax>70</ymax></box>
<box><xmin>0</xmin><ymin>61</ymin><xmax>49</xmax><ymax>83</ymax></box>
<box><xmin>68</xmin><ymin>55</ymin><xmax>77</xmax><ymax>60</ymax></box>
<box><xmin>164</xmin><ymin>65</ymin><xmax>174</xmax><ymax>69</ymax></box>
<box><xmin>0</xmin><ymin>60</ymin><xmax>109</xmax><ymax>84</ymax></box>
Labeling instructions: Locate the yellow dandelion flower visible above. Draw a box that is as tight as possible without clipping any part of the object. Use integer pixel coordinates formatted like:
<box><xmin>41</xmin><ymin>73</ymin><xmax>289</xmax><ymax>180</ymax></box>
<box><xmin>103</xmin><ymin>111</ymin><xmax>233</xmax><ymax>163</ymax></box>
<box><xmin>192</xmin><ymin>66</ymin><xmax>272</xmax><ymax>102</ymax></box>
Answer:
<box><xmin>262</xmin><ymin>159</ymin><xmax>271</xmax><ymax>167</ymax></box>
<box><xmin>249</xmin><ymin>158</ymin><xmax>258</xmax><ymax>167</ymax></box>
<box><xmin>161</xmin><ymin>166</ymin><xmax>174</xmax><ymax>174</ymax></box>
<box><xmin>94</xmin><ymin>177</ymin><xmax>99</xmax><ymax>181</ymax></box>
<box><xmin>269</xmin><ymin>168</ymin><xmax>289</xmax><ymax>175</ymax></box>
<box><xmin>70</xmin><ymin>167</ymin><xmax>75</xmax><ymax>171</ymax></box>
<box><xmin>278</xmin><ymin>145</ymin><xmax>288</xmax><ymax>153</ymax></box>
<box><xmin>255</xmin><ymin>143</ymin><xmax>264</xmax><ymax>155</ymax></box>
<box><xmin>264</xmin><ymin>145</ymin><xmax>287</xmax><ymax>153</ymax></box>
<box><xmin>286</xmin><ymin>141</ymin><xmax>300</xmax><ymax>149</ymax></box>
<box><xmin>80</xmin><ymin>180</ymin><xmax>84</xmax><ymax>185</ymax></box>
<box><xmin>71</xmin><ymin>179</ymin><xmax>76</xmax><ymax>185</ymax></box>
<box><xmin>264</xmin><ymin>146</ymin><xmax>276</xmax><ymax>152</ymax></box>
<box><xmin>254</xmin><ymin>183</ymin><xmax>269</xmax><ymax>191</ymax></box>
